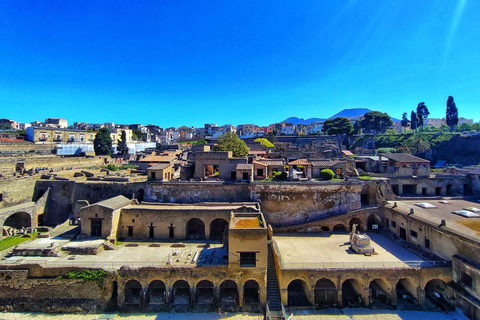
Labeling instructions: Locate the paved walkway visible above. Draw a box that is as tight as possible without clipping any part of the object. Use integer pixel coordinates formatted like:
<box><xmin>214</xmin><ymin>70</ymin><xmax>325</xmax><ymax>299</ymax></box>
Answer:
<box><xmin>0</xmin><ymin>309</ymin><xmax>469</xmax><ymax>320</ymax></box>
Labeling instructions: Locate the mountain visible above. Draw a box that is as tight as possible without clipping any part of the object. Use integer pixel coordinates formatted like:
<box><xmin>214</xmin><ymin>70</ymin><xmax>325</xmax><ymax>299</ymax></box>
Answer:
<box><xmin>328</xmin><ymin>108</ymin><xmax>372</xmax><ymax>119</ymax></box>
<box><xmin>280</xmin><ymin>117</ymin><xmax>325</xmax><ymax>125</ymax></box>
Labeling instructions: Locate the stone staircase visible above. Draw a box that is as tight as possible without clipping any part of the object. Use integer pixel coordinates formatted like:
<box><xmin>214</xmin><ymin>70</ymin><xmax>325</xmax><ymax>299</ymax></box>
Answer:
<box><xmin>267</xmin><ymin>242</ymin><xmax>282</xmax><ymax>312</ymax></box>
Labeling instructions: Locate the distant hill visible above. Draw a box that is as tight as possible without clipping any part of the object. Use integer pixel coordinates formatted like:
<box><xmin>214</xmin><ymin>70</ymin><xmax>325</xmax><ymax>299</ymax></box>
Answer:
<box><xmin>328</xmin><ymin>108</ymin><xmax>372</xmax><ymax>119</ymax></box>
<box><xmin>280</xmin><ymin>117</ymin><xmax>325</xmax><ymax>125</ymax></box>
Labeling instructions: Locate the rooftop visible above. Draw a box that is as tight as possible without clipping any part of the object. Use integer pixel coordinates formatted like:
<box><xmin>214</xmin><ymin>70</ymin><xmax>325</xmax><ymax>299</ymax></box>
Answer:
<box><xmin>273</xmin><ymin>233</ymin><xmax>435</xmax><ymax>269</ymax></box>
<box><xmin>91</xmin><ymin>195</ymin><xmax>131</xmax><ymax>210</ymax></box>
<box><xmin>380</xmin><ymin>153</ymin><xmax>430</xmax><ymax>164</ymax></box>
<box><xmin>389</xmin><ymin>199</ymin><xmax>480</xmax><ymax>240</ymax></box>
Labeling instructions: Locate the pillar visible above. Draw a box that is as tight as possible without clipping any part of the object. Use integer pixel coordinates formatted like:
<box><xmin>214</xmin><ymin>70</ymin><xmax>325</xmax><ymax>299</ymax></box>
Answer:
<box><xmin>238</xmin><ymin>286</ymin><xmax>244</xmax><ymax>307</ymax></box>
<box><xmin>259</xmin><ymin>285</ymin><xmax>267</xmax><ymax>304</ymax></box>
<box><xmin>362</xmin><ymin>287</ymin><xmax>370</xmax><ymax>306</ymax></box>
<box><xmin>166</xmin><ymin>288</ymin><xmax>172</xmax><ymax>305</ymax></box>
<box><xmin>390</xmin><ymin>286</ymin><xmax>398</xmax><ymax>306</ymax></box>
<box><xmin>337</xmin><ymin>288</ymin><xmax>343</xmax><ymax>307</ymax></box>
<box><xmin>191</xmin><ymin>287</ymin><xmax>195</xmax><ymax>308</ymax></box>
<box><xmin>307</xmin><ymin>165</ymin><xmax>312</xmax><ymax>180</ymax></box>
<box><xmin>289</xmin><ymin>166</ymin><xmax>294</xmax><ymax>180</ymax></box>
<box><xmin>417</xmin><ymin>288</ymin><xmax>425</xmax><ymax>306</ymax></box>
<box><xmin>280</xmin><ymin>288</ymin><xmax>288</xmax><ymax>306</ymax></box>
<box><xmin>306</xmin><ymin>285</ymin><xmax>315</xmax><ymax>306</ymax></box>
<box><xmin>205</xmin><ymin>223</ymin><xmax>210</xmax><ymax>240</ymax></box>
<box><xmin>214</xmin><ymin>286</ymin><xmax>220</xmax><ymax>307</ymax></box>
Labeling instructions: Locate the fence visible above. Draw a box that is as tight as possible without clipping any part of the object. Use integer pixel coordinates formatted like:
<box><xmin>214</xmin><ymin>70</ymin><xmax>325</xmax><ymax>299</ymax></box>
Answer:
<box><xmin>281</xmin><ymin>260</ymin><xmax>451</xmax><ymax>269</ymax></box>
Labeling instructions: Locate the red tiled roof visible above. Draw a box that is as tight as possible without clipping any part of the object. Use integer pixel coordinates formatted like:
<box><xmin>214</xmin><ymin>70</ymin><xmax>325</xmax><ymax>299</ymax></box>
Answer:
<box><xmin>310</xmin><ymin>159</ymin><xmax>342</xmax><ymax>167</ymax></box>
<box><xmin>288</xmin><ymin>159</ymin><xmax>311</xmax><ymax>166</ymax></box>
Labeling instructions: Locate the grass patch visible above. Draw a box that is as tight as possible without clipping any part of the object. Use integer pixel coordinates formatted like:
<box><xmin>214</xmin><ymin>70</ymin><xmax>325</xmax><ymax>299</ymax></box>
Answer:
<box><xmin>0</xmin><ymin>232</ymin><xmax>38</xmax><ymax>252</ymax></box>
<box><xmin>102</xmin><ymin>164</ymin><xmax>137</xmax><ymax>171</ymax></box>
<box><xmin>59</xmin><ymin>270</ymin><xmax>107</xmax><ymax>286</ymax></box>
<box><xmin>359</xmin><ymin>175</ymin><xmax>374</xmax><ymax>180</ymax></box>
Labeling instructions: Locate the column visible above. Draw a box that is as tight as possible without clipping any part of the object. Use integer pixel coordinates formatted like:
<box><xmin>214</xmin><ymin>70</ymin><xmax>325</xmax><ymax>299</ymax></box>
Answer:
<box><xmin>238</xmin><ymin>286</ymin><xmax>244</xmax><ymax>307</ymax></box>
<box><xmin>417</xmin><ymin>288</ymin><xmax>425</xmax><ymax>305</ymax></box>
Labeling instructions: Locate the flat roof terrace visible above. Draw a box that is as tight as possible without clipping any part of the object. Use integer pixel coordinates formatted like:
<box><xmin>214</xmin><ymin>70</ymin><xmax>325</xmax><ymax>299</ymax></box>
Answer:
<box><xmin>273</xmin><ymin>233</ymin><xmax>443</xmax><ymax>270</ymax></box>
<box><xmin>1</xmin><ymin>239</ymin><xmax>227</xmax><ymax>270</ymax></box>
<box><xmin>390</xmin><ymin>199</ymin><xmax>480</xmax><ymax>240</ymax></box>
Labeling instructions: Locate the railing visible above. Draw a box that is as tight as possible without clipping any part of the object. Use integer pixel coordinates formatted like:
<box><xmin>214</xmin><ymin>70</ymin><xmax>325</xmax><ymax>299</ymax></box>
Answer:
<box><xmin>282</xmin><ymin>260</ymin><xmax>451</xmax><ymax>269</ymax></box>
<box><xmin>0</xmin><ymin>259</ymin><xmax>170</xmax><ymax>270</ymax></box>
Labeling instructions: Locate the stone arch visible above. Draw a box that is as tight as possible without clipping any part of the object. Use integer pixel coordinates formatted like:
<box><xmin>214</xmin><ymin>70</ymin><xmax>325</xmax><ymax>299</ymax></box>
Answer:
<box><xmin>4</xmin><ymin>212</ymin><xmax>32</xmax><ymax>229</ymax></box>
<box><xmin>219</xmin><ymin>280</ymin><xmax>238</xmax><ymax>306</ymax></box>
<box><xmin>342</xmin><ymin>279</ymin><xmax>364</xmax><ymax>307</ymax></box>
<box><xmin>195</xmin><ymin>280</ymin><xmax>215</xmax><ymax>307</ymax></box>
<box><xmin>424</xmin><ymin>279</ymin><xmax>454</xmax><ymax>311</ymax></box>
<box><xmin>321</xmin><ymin>226</ymin><xmax>330</xmax><ymax>232</ymax></box>
<box><xmin>186</xmin><ymin>218</ymin><xmax>205</xmax><ymax>239</ymax></box>
<box><xmin>396</xmin><ymin>278</ymin><xmax>418</xmax><ymax>307</ymax></box>
<box><xmin>209</xmin><ymin>218</ymin><xmax>228</xmax><ymax>240</ymax></box>
<box><xmin>333</xmin><ymin>224</ymin><xmax>348</xmax><ymax>233</ymax></box>
<box><xmin>124</xmin><ymin>280</ymin><xmax>142</xmax><ymax>305</ymax></box>
<box><xmin>243</xmin><ymin>280</ymin><xmax>260</xmax><ymax>305</ymax></box>
<box><xmin>369</xmin><ymin>278</ymin><xmax>391</xmax><ymax>306</ymax></box>
<box><xmin>349</xmin><ymin>217</ymin><xmax>364</xmax><ymax>232</ymax></box>
<box><xmin>288</xmin><ymin>279</ymin><xmax>310</xmax><ymax>306</ymax></box>
<box><xmin>172</xmin><ymin>280</ymin><xmax>191</xmax><ymax>305</ymax></box>
<box><xmin>314</xmin><ymin>278</ymin><xmax>336</xmax><ymax>307</ymax></box>
<box><xmin>367</xmin><ymin>214</ymin><xmax>381</xmax><ymax>230</ymax></box>
<box><xmin>146</xmin><ymin>280</ymin><xmax>166</xmax><ymax>305</ymax></box>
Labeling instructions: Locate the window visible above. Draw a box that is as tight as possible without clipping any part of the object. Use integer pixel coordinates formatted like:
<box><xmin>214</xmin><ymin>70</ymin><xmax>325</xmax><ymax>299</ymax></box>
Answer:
<box><xmin>257</xmin><ymin>169</ymin><xmax>264</xmax><ymax>176</ymax></box>
<box><xmin>410</xmin><ymin>230</ymin><xmax>418</xmax><ymax>238</ymax></box>
<box><xmin>69</xmin><ymin>134</ymin><xmax>75</xmax><ymax>142</ymax></box>
<box><xmin>391</xmin><ymin>220</ymin><xmax>396</xmax><ymax>228</ymax></box>
<box><xmin>79</xmin><ymin>134</ymin><xmax>85</xmax><ymax>142</ymax></box>
<box><xmin>240</xmin><ymin>252</ymin><xmax>257</xmax><ymax>267</ymax></box>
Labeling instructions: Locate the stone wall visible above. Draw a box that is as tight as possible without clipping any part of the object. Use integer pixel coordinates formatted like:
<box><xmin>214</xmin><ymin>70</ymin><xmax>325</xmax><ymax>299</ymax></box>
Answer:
<box><xmin>0</xmin><ymin>142</ymin><xmax>56</xmax><ymax>157</ymax></box>
<box><xmin>0</xmin><ymin>178</ymin><xmax>37</xmax><ymax>209</ymax></box>
<box><xmin>0</xmin><ymin>155</ymin><xmax>104</xmax><ymax>173</ymax></box>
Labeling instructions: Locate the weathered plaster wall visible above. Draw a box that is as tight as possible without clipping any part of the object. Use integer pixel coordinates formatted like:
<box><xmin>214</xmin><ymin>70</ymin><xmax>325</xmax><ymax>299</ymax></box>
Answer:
<box><xmin>0</xmin><ymin>178</ymin><xmax>37</xmax><ymax>209</ymax></box>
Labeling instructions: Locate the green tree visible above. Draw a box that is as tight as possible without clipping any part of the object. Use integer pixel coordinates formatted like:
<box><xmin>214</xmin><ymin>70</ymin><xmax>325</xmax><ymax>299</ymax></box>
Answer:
<box><xmin>214</xmin><ymin>132</ymin><xmax>249</xmax><ymax>157</ymax></box>
<box><xmin>457</xmin><ymin>123</ymin><xmax>473</xmax><ymax>132</ymax></box>
<box><xmin>405</xmin><ymin>133</ymin><xmax>430</xmax><ymax>156</ymax></box>
<box><xmin>446</xmin><ymin>96</ymin><xmax>458</xmax><ymax>132</ymax></box>
<box><xmin>473</xmin><ymin>123</ymin><xmax>480</xmax><ymax>132</ymax></box>
<box><xmin>117</xmin><ymin>130</ymin><xmax>129</xmax><ymax>157</ymax></box>
<box><xmin>254</xmin><ymin>138</ymin><xmax>274</xmax><ymax>148</ymax></box>
<box><xmin>358</xmin><ymin>111</ymin><xmax>393</xmax><ymax>134</ymax></box>
<box><xmin>416</xmin><ymin>102</ymin><xmax>429</xmax><ymax>132</ymax></box>
<box><xmin>94</xmin><ymin>127</ymin><xmax>112</xmax><ymax>156</ymax></box>
<box><xmin>401</xmin><ymin>112</ymin><xmax>410</xmax><ymax>133</ymax></box>
<box><xmin>322</xmin><ymin>117</ymin><xmax>353</xmax><ymax>155</ymax></box>
<box><xmin>410</xmin><ymin>111</ymin><xmax>418</xmax><ymax>132</ymax></box>
<box><xmin>132</xmin><ymin>129</ymin><xmax>143</xmax><ymax>141</ymax></box>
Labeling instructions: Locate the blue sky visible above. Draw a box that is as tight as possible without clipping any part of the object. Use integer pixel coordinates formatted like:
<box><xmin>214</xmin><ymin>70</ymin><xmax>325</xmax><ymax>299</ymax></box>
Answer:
<box><xmin>1</xmin><ymin>1</ymin><xmax>479</xmax><ymax>127</ymax></box>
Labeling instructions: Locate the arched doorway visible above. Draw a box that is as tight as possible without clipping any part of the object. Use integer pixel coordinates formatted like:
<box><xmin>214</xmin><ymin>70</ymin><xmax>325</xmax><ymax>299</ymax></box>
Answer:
<box><xmin>349</xmin><ymin>218</ymin><xmax>364</xmax><ymax>232</ymax></box>
<box><xmin>342</xmin><ymin>279</ymin><xmax>363</xmax><ymax>307</ymax></box>
<box><xmin>124</xmin><ymin>280</ymin><xmax>142</xmax><ymax>305</ymax></box>
<box><xmin>4</xmin><ymin>212</ymin><xmax>31</xmax><ymax>230</ymax></box>
<box><xmin>186</xmin><ymin>218</ymin><xmax>205</xmax><ymax>239</ymax></box>
<box><xmin>396</xmin><ymin>278</ymin><xmax>418</xmax><ymax>307</ymax></box>
<box><xmin>243</xmin><ymin>280</ymin><xmax>260</xmax><ymax>305</ymax></box>
<box><xmin>288</xmin><ymin>279</ymin><xmax>310</xmax><ymax>306</ymax></box>
<box><xmin>195</xmin><ymin>280</ymin><xmax>215</xmax><ymax>307</ymax></box>
<box><xmin>219</xmin><ymin>280</ymin><xmax>238</xmax><ymax>307</ymax></box>
<box><xmin>333</xmin><ymin>224</ymin><xmax>347</xmax><ymax>233</ymax></box>
<box><xmin>210</xmin><ymin>218</ymin><xmax>228</xmax><ymax>240</ymax></box>
<box><xmin>446</xmin><ymin>184</ymin><xmax>453</xmax><ymax>196</ymax></box>
<box><xmin>314</xmin><ymin>278</ymin><xmax>336</xmax><ymax>307</ymax></box>
<box><xmin>369</xmin><ymin>278</ymin><xmax>391</xmax><ymax>306</ymax></box>
<box><xmin>172</xmin><ymin>280</ymin><xmax>191</xmax><ymax>305</ymax></box>
<box><xmin>147</xmin><ymin>280</ymin><xmax>166</xmax><ymax>305</ymax></box>
<box><xmin>425</xmin><ymin>279</ymin><xmax>454</xmax><ymax>311</ymax></box>
<box><xmin>367</xmin><ymin>215</ymin><xmax>380</xmax><ymax>231</ymax></box>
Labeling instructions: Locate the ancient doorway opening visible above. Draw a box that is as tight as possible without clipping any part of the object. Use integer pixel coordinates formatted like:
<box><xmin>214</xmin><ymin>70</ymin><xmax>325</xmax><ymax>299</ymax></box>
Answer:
<box><xmin>106</xmin><ymin>281</ymin><xmax>118</xmax><ymax>311</ymax></box>
<box><xmin>137</xmin><ymin>189</ymin><xmax>144</xmax><ymax>202</ymax></box>
<box><xmin>425</xmin><ymin>279</ymin><xmax>454</xmax><ymax>311</ymax></box>
<box><xmin>435</xmin><ymin>187</ymin><xmax>442</xmax><ymax>196</ymax></box>
<box><xmin>168</xmin><ymin>223</ymin><xmax>175</xmax><ymax>238</ymax></box>
<box><xmin>399</xmin><ymin>227</ymin><xmax>407</xmax><ymax>241</ymax></box>
<box><xmin>90</xmin><ymin>219</ymin><xmax>102</xmax><ymax>237</ymax></box>
<box><xmin>147</xmin><ymin>280</ymin><xmax>166</xmax><ymax>305</ymax></box>
<box><xmin>369</xmin><ymin>278</ymin><xmax>391</xmax><ymax>306</ymax></box>
<box><xmin>124</xmin><ymin>280</ymin><xmax>142</xmax><ymax>305</ymax></box>
<box><xmin>148</xmin><ymin>223</ymin><xmax>155</xmax><ymax>239</ymax></box>
<box><xmin>367</xmin><ymin>214</ymin><xmax>380</xmax><ymax>231</ymax></box>
<box><xmin>314</xmin><ymin>278</ymin><xmax>336</xmax><ymax>307</ymax></box>
<box><xmin>396</xmin><ymin>278</ymin><xmax>417</xmax><ymax>307</ymax></box>
<box><xmin>288</xmin><ymin>279</ymin><xmax>310</xmax><ymax>306</ymax></box>
<box><xmin>210</xmin><ymin>218</ymin><xmax>228</xmax><ymax>240</ymax></box>
<box><xmin>342</xmin><ymin>279</ymin><xmax>363</xmax><ymax>307</ymax></box>
<box><xmin>243</xmin><ymin>172</ymin><xmax>249</xmax><ymax>180</ymax></box>
<box><xmin>243</xmin><ymin>280</ymin><xmax>260</xmax><ymax>305</ymax></box>
<box><xmin>220</xmin><ymin>280</ymin><xmax>238</xmax><ymax>307</ymax></box>
<box><xmin>172</xmin><ymin>280</ymin><xmax>190</xmax><ymax>305</ymax></box>
<box><xmin>186</xmin><ymin>218</ymin><xmax>205</xmax><ymax>239</ymax></box>
<box><xmin>195</xmin><ymin>280</ymin><xmax>215</xmax><ymax>307</ymax></box>
<box><xmin>392</xmin><ymin>185</ymin><xmax>400</xmax><ymax>196</ymax></box>
<box><xmin>402</xmin><ymin>184</ymin><xmax>417</xmax><ymax>195</ymax></box>
<box><xmin>446</xmin><ymin>184</ymin><xmax>453</xmax><ymax>196</ymax></box>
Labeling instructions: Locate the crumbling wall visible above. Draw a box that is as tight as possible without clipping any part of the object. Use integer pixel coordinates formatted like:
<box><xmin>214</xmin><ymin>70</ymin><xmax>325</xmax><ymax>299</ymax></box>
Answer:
<box><xmin>0</xmin><ymin>178</ymin><xmax>37</xmax><ymax>209</ymax></box>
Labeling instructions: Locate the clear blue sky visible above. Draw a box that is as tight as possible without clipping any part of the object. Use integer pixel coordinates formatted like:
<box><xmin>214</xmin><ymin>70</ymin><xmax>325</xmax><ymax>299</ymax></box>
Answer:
<box><xmin>1</xmin><ymin>1</ymin><xmax>479</xmax><ymax>127</ymax></box>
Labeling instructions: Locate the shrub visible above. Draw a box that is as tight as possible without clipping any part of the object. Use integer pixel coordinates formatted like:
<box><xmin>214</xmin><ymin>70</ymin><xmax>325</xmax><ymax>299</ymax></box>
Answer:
<box><xmin>320</xmin><ymin>169</ymin><xmax>334</xmax><ymax>180</ymax></box>
<box><xmin>273</xmin><ymin>171</ymin><xmax>288</xmax><ymax>180</ymax></box>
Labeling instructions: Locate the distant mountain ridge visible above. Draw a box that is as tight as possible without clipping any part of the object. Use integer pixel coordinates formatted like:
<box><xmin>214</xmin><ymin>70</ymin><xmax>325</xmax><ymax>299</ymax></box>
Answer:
<box><xmin>280</xmin><ymin>117</ymin><xmax>325</xmax><ymax>125</ymax></box>
<box><xmin>281</xmin><ymin>108</ymin><xmax>400</xmax><ymax>124</ymax></box>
